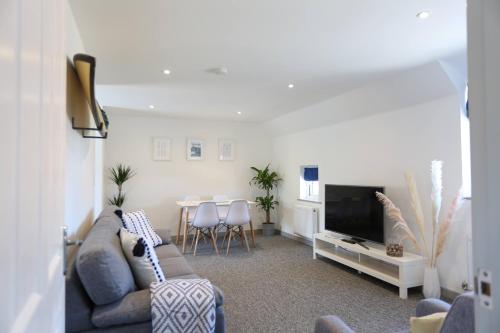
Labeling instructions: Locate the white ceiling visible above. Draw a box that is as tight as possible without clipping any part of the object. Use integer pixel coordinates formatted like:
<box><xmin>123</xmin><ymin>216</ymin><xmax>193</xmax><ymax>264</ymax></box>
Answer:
<box><xmin>69</xmin><ymin>0</ymin><xmax>466</xmax><ymax>122</ymax></box>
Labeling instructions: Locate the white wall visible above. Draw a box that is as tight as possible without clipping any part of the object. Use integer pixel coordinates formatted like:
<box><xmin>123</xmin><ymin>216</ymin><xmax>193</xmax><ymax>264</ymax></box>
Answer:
<box><xmin>271</xmin><ymin>95</ymin><xmax>470</xmax><ymax>293</ymax></box>
<box><xmin>64</xmin><ymin>3</ymin><xmax>103</xmax><ymax>244</ymax></box>
<box><xmin>104</xmin><ymin>114</ymin><xmax>272</xmax><ymax>232</ymax></box>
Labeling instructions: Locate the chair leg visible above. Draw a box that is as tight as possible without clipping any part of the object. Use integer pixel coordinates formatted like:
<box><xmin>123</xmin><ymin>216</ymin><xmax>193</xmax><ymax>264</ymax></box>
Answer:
<box><xmin>242</xmin><ymin>226</ymin><xmax>250</xmax><ymax>252</ymax></box>
<box><xmin>191</xmin><ymin>230</ymin><xmax>196</xmax><ymax>250</ymax></box>
<box><xmin>214</xmin><ymin>225</ymin><xmax>219</xmax><ymax>243</ymax></box>
<box><xmin>249</xmin><ymin>220</ymin><xmax>256</xmax><ymax>247</ymax></box>
<box><xmin>239</xmin><ymin>226</ymin><xmax>244</xmax><ymax>246</ymax></box>
<box><xmin>226</xmin><ymin>229</ymin><xmax>232</xmax><ymax>255</ymax></box>
<box><xmin>221</xmin><ymin>228</ymin><xmax>229</xmax><ymax>249</ymax></box>
<box><xmin>210</xmin><ymin>228</ymin><xmax>219</xmax><ymax>255</ymax></box>
<box><xmin>176</xmin><ymin>207</ymin><xmax>183</xmax><ymax>245</ymax></box>
<box><xmin>193</xmin><ymin>230</ymin><xmax>200</xmax><ymax>256</ymax></box>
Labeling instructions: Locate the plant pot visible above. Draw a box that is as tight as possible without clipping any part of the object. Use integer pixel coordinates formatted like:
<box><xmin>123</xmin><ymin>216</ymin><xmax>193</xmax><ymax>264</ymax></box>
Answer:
<box><xmin>423</xmin><ymin>266</ymin><xmax>441</xmax><ymax>299</ymax></box>
<box><xmin>262</xmin><ymin>223</ymin><xmax>275</xmax><ymax>236</ymax></box>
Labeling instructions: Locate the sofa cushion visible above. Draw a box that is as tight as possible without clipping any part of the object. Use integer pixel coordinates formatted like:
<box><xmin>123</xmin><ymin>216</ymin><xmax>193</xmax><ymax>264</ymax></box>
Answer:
<box><xmin>155</xmin><ymin>244</ymin><xmax>182</xmax><ymax>259</ymax></box>
<box><xmin>160</xmin><ymin>256</ymin><xmax>194</xmax><ymax>278</ymax></box>
<box><xmin>121</xmin><ymin>209</ymin><xmax>162</xmax><ymax>247</ymax></box>
<box><xmin>410</xmin><ymin>312</ymin><xmax>447</xmax><ymax>333</ymax></box>
<box><xmin>120</xmin><ymin>228</ymin><xmax>165</xmax><ymax>289</ymax></box>
<box><xmin>92</xmin><ymin>282</ymin><xmax>224</xmax><ymax>328</ymax></box>
<box><xmin>92</xmin><ymin>289</ymin><xmax>151</xmax><ymax>328</ymax></box>
<box><xmin>76</xmin><ymin>206</ymin><xmax>136</xmax><ymax>305</ymax></box>
<box><xmin>155</xmin><ymin>228</ymin><xmax>172</xmax><ymax>245</ymax></box>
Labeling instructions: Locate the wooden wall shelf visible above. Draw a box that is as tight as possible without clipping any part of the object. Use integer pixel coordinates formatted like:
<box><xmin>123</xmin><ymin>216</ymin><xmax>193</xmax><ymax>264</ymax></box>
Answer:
<box><xmin>67</xmin><ymin>54</ymin><xmax>108</xmax><ymax>139</ymax></box>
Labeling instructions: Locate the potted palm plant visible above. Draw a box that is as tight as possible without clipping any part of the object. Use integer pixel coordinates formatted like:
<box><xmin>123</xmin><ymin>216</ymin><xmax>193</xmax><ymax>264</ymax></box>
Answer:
<box><xmin>108</xmin><ymin>164</ymin><xmax>136</xmax><ymax>207</ymax></box>
<box><xmin>249</xmin><ymin>164</ymin><xmax>282</xmax><ymax>236</ymax></box>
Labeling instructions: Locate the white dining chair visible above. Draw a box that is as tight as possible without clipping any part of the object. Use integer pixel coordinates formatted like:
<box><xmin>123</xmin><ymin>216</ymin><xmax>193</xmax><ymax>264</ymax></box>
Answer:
<box><xmin>190</xmin><ymin>202</ymin><xmax>220</xmax><ymax>256</ymax></box>
<box><xmin>221</xmin><ymin>200</ymin><xmax>251</xmax><ymax>255</ymax></box>
<box><xmin>212</xmin><ymin>194</ymin><xmax>229</xmax><ymax>218</ymax></box>
<box><xmin>211</xmin><ymin>194</ymin><xmax>230</xmax><ymax>241</ymax></box>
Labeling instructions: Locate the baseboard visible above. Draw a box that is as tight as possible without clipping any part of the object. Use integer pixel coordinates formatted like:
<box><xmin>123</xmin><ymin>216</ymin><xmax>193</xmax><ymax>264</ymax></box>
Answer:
<box><xmin>280</xmin><ymin>230</ymin><xmax>313</xmax><ymax>246</ymax></box>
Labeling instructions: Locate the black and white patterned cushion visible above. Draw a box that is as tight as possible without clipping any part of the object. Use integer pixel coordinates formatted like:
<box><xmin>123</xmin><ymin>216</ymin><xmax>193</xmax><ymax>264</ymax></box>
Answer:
<box><xmin>121</xmin><ymin>209</ymin><xmax>163</xmax><ymax>247</ymax></box>
<box><xmin>151</xmin><ymin>279</ymin><xmax>216</xmax><ymax>333</ymax></box>
<box><xmin>119</xmin><ymin>228</ymin><xmax>165</xmax><ymax>289</ymax></box>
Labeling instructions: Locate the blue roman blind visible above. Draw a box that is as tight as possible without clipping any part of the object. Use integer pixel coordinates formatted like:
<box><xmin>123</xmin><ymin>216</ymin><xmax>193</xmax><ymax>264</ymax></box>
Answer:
<box><xmin>303</xmin><ymin>167</ymin><xmax>318</xmax><ymax>181</ymax></box>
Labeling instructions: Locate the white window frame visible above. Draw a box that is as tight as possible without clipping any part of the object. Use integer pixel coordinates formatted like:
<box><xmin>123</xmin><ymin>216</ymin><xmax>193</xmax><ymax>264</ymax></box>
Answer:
<box><xmin>299</xmin><ymin>165</ymin><xmax>320</xmax><ymax>202</ymax></box>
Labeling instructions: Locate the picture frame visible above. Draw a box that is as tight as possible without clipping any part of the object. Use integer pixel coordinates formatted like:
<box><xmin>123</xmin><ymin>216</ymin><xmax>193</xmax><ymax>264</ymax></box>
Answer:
<box><xmin>152</xmin><ymin>137</ymin><xmax>171</xmax><ymax>161</ymax></box>
<box><xmin>187</xmin><ymin>139</ymin><xmax>204</xmax><ymax>160</ymax></box>
<box><xmin>218</xmin><ymin>139</ymin><xmax>235</xmax><ymax>161</ymax></box>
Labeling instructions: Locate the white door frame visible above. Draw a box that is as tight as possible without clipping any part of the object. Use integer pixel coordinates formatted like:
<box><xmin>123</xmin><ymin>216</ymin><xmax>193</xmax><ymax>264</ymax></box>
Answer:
<box><xmin>468</xmin><ymin>0</ymin><xmax>500</xmax><ymax>331</ymax></box>
<box><xmin>0</xmin><ymin>0</ymin><xmax>66</xmax><ymax>332</ymax></box>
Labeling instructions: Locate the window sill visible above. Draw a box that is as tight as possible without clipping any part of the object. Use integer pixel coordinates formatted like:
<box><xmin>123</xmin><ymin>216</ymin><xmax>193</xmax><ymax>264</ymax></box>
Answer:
<box><xmin>297</xmin><ymin>198</ymin><xmax>322</xmax><ymax>204</ymax></box>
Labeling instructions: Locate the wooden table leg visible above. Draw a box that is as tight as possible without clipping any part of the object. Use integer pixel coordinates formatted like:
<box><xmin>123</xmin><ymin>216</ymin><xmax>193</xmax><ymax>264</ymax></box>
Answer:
<box><xmin>242</xmin><ymin>227</ymin><xmax>250</xmax><ymax>252</ymax></box>
<box><xmin>193</xmin><ymin>229</ymin><xmax>200</xmax><ymax>256</ymax></box>
<box><xmin>249</xmin><ymin>220</ymin><xmax>256</xmax><ymax>247</ymax></box>
<box><xmin>176</xmin><ymin>207</ymin><xmax>184</xmax><ymax>245</ymax></box>
<box><xmin>182</xmin><ymin>210</ymin><xmax>190</xmax><ymax>254</ymax></box>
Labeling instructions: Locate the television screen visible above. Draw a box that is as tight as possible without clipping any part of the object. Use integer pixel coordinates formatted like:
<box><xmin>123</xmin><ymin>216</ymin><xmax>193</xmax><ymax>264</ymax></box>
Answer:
<box><xmin>324</xmin><ymin>185</ymin><xmax>384</xmax><ymax>244</ymax></box>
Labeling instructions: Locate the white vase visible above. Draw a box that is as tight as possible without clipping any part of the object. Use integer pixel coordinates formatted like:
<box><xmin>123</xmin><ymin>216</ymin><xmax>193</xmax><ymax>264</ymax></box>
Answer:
<box><xmin>423</xmin><ymin>266</ymin><xmax>441</xmax><ymax>299</ymax></box>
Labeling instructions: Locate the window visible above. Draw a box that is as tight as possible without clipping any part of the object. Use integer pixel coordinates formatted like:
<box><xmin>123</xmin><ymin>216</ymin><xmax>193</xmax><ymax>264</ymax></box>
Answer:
<box><xmin>300</xmin><ymin>165</ymin><xmax>319</xmax><ymax>202</ymax></box>
<box><xmin>461</xmin><ymin>85</ymin><xmax>471</xmax><ymax>198</ymax></box>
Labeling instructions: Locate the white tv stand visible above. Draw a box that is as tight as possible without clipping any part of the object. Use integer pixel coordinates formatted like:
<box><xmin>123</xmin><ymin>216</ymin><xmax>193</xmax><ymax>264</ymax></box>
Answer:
<box><xmin>313</xmin><ymin>232</ymin><xmax>426</xmax><ymax>299</ymax></box>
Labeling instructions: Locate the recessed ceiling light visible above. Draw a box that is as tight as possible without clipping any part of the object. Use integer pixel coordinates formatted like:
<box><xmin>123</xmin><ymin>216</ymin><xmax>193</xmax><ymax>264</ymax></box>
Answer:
<box><xmin>148</xmin><ymin>105</ymin><xmax>155</xmax><ymax>109</ymax></box>
<box><xmin>237</xmin><ymin>111</ymin><xmax>242</xmax><ymax>115</ymax></box>
<box><xmin>163</xmin><ymin>69</ymin><xmax>171</xmax><ymax>75</ymax></box>
<box><xmin>288</xmin><ymin>83</ymin><xmax>294</xmax><ymax>89</ymax></box>
<box><xmin>416</xmin><ymin>11</ymin><xmax>431</xmax><ymax>19</ymax></box>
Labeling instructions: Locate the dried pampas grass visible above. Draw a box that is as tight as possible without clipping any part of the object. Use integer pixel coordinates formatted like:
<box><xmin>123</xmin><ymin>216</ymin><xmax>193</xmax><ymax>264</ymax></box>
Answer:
<box><xmin>375</xmin><ymin>192</ymin><xmax>421</xmax><ymax>253</ymax></box>
<box><xmin>378</xmin><ymin>161</ymin><xmax>461</xmax><ymax>268</ymax></box>
<box><xmin>435</xmin><ymin>191</ymin><xmax>462</xmax><ymax>261</ymax></box>
<box><xmin>404</xmin><ymin>173</ymin><xmax>428</xmax><ymax>258</ymax></box>
<box><xmin>430</xmin><ymin>161</ymin><xmax>443</xmax><ymax>266</ymax></box>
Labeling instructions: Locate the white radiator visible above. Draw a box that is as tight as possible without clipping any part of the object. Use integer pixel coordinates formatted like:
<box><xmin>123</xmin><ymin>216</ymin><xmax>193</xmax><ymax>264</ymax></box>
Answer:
<box><xmin>293</xmin><ymin>205</ymin><xmax>319</xmax><ymax>239</ymax></box>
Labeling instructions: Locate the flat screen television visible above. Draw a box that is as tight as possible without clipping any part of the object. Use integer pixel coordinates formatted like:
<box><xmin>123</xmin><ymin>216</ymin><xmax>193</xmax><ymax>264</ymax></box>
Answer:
<box><xmin>325</xmin><ymin>185</ymin><xmax>385</xmax><ymax>244</ymax></box>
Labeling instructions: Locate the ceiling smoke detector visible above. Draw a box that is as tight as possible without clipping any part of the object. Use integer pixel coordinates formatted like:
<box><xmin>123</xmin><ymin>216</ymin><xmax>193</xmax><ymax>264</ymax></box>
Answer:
<box><xmin>416</xmin><ymin>11</ymin><xmax>431</xmax><ymax>19</ymax></box>
<box><xmin>206</xmin><ymin>67</ymin><xmax>229</xmax><ymax>76</ymax></box>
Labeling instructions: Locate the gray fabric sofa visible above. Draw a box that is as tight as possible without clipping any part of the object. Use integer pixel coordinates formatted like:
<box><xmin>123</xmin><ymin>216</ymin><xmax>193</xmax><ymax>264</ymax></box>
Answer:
<box><xmin>314</xmin><ymin>292</ymin><xmax>474</xmax><ymax>333</ymax></box>
<box><xmin>66</xmin><ymin>206</ymin><xmax>225</xmax><ymax>333</ymax></box>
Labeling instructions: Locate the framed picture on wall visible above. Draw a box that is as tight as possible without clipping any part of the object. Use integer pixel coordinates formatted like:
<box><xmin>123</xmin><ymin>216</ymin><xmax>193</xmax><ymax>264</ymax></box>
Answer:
<box><xmin>187</xmin><ymin>139</ymin><xmax>204</xmax><ymax>160</ymax></box>
<box><xmin>218</xmin><ymin>139</ymin><xmax>235</xmax><ymax>161</ymax></box>
<box><xmin>152</xmin><ymin>137</ymin><xmax>171</xmax><ymax>161</ymax></box>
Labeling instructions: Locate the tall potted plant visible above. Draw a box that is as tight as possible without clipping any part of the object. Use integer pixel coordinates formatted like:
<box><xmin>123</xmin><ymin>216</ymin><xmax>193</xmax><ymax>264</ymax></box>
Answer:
<box><xmin>108</xmin><ymin>164</ymin><xmax>136</xmax><ymax>207</ymax></box>
<box><xmin>249</xmin><ymin>164</ymin><xmax>282</xmax><ymax>236</ymax></box>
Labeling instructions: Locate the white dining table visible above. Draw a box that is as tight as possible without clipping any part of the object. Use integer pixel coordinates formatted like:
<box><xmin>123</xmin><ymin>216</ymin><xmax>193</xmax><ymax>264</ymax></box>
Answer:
<box><xmin>175</xmin><ymin>200</ymin><xmax>257</xmax><ymax>253</ymax></box>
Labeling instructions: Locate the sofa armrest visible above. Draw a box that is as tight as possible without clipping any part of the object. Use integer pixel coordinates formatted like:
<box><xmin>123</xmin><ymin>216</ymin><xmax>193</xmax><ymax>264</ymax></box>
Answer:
<box><xmin>155</xmin><ymin>228</ymin><xmax>172</xmax><ymax>244</ymax></box>
<box><xmin>92</xmin><ymin>289</ymin><xmax>151</xmax><ymax>328</ymax></box>
<box><xmin>314</xmin><ymin>316</ymin><xmax>355</xmax><ymax>333</ymax></box>
<box><xmin>416</xmin><ymin>298</ymin><xmax>451</xmax><ymax>317</ymax></box>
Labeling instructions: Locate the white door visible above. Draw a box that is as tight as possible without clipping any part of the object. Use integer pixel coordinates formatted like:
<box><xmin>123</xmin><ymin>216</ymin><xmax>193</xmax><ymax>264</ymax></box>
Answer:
<box><xmin>0</xmin><ymin>0</ymin><xmax>66</xmax><ymax>332</ymax></box>
<box><xmin>468</xmin><ymin>0</ymin><xmax>500</xmax><ymax>331</ymax></box>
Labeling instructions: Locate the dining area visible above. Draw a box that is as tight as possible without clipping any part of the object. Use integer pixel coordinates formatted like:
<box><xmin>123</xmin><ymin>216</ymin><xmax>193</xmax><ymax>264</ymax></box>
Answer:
<box><xmin>175</xmin><ymin>195</ymin><xmax>258</xmax><ymax>256</ymax></box>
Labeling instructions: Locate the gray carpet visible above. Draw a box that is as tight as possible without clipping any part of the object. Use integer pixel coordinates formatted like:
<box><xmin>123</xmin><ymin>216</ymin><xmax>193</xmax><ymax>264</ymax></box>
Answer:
<box><xmin>182</xmin><ymin>235</ymin><xmax>422</xmax><ymax>333</ymax></box>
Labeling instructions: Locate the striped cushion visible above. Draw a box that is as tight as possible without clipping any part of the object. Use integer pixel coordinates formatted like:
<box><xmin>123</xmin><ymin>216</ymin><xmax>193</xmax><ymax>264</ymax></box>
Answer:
<box><xmin>119</xmin><ymin>228</ymin><xmax>165</xmax><ymax>289</ymax></box>
<box><xmin>122</xmin><ymin>210</ymin><xmax>162</xmax><ymax>247</ymax></box>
